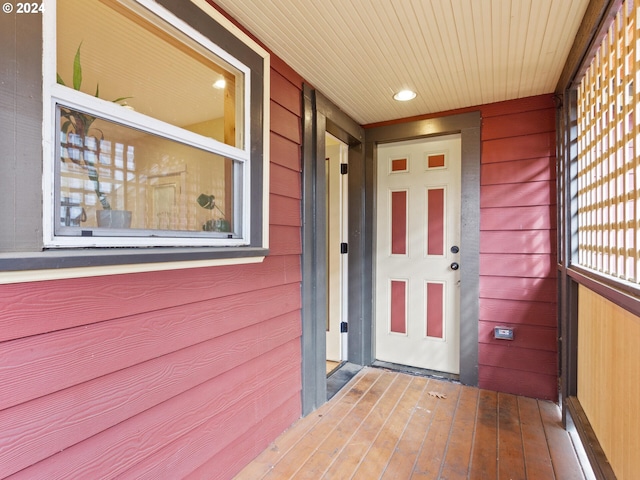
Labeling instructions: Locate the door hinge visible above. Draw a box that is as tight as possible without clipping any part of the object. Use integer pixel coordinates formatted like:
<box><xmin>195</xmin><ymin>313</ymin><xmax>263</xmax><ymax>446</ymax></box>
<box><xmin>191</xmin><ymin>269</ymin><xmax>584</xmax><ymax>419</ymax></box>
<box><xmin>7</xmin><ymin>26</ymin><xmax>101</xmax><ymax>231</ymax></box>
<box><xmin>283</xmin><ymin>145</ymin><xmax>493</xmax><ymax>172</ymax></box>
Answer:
<box><xmin>340</xmin><ymin>322</ymin><xmax>348</xmax><ymax>333</ymax></box>
<box><xmin>340</xmin><ymin>163</ymin><xmax>348</xmax><ymax>175</ymax></box>
<box><xmin>340</xmin><ymin>242</ymin><xmax>348</xmax><ymax>254</ymax></box>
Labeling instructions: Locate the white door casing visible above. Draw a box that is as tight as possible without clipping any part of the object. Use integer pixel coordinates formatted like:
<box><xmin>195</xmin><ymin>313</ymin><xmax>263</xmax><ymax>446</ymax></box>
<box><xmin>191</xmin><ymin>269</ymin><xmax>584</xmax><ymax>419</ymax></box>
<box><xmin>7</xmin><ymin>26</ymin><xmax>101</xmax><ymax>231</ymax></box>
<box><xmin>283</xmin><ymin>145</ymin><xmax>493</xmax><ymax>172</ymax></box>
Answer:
<box><xmin>375</xmin><ymin>134</ymin><xmax>461</xmax><ymax>374</ymax></box>
<box><xmin>326</xmin><ymin>134</ymin><xmax>348</xmax><ymax>362</ymax></box>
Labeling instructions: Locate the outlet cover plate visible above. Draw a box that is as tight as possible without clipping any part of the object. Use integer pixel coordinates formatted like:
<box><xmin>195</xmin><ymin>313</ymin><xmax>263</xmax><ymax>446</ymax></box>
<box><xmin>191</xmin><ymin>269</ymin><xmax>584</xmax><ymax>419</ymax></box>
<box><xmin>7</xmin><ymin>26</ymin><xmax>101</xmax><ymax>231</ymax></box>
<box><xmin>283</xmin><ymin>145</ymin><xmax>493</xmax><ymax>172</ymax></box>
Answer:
<box><xmin>494</xmin><ymin>326</ymin><xmax>514</xmax><ymax>340</ymax></box>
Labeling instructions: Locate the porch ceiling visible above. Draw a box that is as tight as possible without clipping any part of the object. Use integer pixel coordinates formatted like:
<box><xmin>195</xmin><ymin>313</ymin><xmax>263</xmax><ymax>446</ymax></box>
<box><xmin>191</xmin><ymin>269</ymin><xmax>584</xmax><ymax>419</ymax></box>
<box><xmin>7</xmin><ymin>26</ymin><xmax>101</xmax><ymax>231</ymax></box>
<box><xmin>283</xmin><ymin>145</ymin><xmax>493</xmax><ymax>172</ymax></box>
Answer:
<box><xmin>212</xmin><ymin>0</ymin><xmax>589</xmax><ymax>125</ymax></box>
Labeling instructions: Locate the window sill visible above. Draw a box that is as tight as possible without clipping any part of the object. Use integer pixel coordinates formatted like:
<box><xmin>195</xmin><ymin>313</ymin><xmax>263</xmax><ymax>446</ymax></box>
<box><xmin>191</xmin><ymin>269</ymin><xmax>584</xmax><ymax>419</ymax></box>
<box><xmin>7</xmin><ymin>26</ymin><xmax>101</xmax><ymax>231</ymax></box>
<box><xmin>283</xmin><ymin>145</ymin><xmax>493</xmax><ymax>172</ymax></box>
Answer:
<box><xmin>0</xmin><ymin>247</ymin><xmax>268</xmax><ymax>284</ymax></box>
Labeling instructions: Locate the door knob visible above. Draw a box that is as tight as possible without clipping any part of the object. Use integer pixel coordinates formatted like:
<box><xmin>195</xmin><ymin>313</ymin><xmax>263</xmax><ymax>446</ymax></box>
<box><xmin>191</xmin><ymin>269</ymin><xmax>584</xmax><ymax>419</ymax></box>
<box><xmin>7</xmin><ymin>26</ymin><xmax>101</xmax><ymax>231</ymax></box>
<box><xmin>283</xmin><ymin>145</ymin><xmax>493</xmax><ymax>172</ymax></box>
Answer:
<box><xmin>450</xmin><ymin>262</ymin><xmax>459</xmax><ymax>270</ymax></box>
<box><xmin>451</xmin><ymin>245</ymin><xmax>459</xmax><ymax>253</ymax></box>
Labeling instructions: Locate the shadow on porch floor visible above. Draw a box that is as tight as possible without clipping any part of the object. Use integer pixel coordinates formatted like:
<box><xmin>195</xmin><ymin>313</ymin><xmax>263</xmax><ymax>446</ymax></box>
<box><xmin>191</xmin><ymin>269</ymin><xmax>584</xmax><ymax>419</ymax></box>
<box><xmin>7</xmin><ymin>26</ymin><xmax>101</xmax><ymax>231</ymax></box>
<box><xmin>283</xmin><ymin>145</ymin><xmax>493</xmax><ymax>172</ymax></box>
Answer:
<box><xmin>235</xmin><ymin>367</ymin><xmax>591</xmax><ymax>479</ymax></box>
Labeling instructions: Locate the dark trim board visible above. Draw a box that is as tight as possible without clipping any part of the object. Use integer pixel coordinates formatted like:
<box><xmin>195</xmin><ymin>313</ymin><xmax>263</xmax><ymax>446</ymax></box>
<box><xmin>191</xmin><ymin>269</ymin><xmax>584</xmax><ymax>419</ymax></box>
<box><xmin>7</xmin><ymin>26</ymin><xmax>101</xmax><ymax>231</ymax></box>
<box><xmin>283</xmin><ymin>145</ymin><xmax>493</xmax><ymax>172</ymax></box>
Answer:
<box><xmin>372</xmin><ymin>361</ymin><xmax>460</xmax><ymax>383</ymax></box>
<box><xmin>326</xmin><ymin>363</ymin><xmax>362</xmax><ymax>400</ymax></box>
<box><xmin>300</xmin><ymin>85</ymin><xmax>366</xmax><ymax>415</ymax></box>
<box><xmin>365</xmin><ymin>112</ymin><xmax>482</xmax><ymax>387</ymax></box>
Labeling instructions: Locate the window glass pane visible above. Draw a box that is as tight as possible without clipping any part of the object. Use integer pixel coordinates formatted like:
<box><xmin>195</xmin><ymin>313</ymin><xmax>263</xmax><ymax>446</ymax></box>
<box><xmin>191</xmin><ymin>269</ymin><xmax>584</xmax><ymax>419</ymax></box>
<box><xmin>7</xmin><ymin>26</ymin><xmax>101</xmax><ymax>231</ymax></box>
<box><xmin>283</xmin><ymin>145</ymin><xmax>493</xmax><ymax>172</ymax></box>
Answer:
<box><xmin>56</xmin><ymin>0</ymin><xmax>244</xmax><ymax>149</ymax></box>
<box><xmin>57</xmin><ymin>105</ymin><xmax>238</xmax><ymax>236</ymax></box>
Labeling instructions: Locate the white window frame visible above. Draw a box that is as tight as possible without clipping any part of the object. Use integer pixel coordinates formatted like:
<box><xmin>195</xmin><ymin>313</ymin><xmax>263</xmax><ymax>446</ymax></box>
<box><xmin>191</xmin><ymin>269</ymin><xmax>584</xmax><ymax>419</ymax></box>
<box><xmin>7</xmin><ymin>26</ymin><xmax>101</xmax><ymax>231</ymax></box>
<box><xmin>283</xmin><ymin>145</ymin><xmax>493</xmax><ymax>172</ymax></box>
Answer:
<box><xmin>42</xmin><ymin>0</ymin><xmax>270</xmax><ymax>249</ymax></box>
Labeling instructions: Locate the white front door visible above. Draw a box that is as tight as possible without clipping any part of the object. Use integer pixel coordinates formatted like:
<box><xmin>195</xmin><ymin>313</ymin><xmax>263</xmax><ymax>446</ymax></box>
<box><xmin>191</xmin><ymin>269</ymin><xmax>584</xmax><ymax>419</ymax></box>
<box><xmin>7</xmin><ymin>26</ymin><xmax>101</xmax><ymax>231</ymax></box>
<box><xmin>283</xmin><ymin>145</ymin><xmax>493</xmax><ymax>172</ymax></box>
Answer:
<box><xmin>375</xmin><ymin>134</ymin><xmax>461</xmax><ymax>374</ymax></box>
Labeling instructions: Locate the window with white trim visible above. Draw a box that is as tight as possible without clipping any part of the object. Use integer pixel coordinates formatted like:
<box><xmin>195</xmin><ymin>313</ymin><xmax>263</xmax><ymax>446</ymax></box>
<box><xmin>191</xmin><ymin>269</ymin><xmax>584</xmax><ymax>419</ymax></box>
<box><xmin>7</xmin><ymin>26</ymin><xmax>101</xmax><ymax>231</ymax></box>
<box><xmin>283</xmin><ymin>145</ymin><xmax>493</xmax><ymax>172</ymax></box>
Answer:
<box><xmin>44</xmin><ymin>0</ymin><xmax>268</xmax><ymax>249</ymax></box>
<box><xmin>576</xmin><ymin>0</ymin><xmax>640</xmax><ymax>285</ymax></box>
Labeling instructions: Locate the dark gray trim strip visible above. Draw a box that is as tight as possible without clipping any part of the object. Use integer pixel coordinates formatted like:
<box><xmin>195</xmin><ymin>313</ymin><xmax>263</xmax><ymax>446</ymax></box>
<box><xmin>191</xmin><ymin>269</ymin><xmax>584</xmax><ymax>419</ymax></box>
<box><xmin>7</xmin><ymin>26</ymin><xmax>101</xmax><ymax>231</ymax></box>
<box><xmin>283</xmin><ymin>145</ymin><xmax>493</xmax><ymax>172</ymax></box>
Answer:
<box><xmin>365</xmin><ymin>111</ymin><xmax>481</xmax><ymax>386</ymax></box>
<box><xmin>558</xmin><ymin>88</ymin><xmax>580</xmax><ymax>420</ymax></box>
<box><xmin>300</xmin><ymin>84</ymin><xmax>366</xmax><ymax>415</ymax></box>
<box><xmin>366</xmin><ymin>111</ymin><xmax>481</xmax><ymax>143</ymax></box>
<box><xmin>345</xmin><ymin>134</ymin><xmax>371</xmax><ymax>366</ymax></box>
<box><xmin>316</xmin><ymin>91</ymin><xmax>364</xmax><ymax>145</ymax></box>
<box><xmin>301</xmin><ymin>84</ymin><xmax>326</xmax><ymax>415</ymax></box>
<box><xmin>567</xmin><ymin>397</ymin><xmax>617</xmax><ymax>480</ymax></box>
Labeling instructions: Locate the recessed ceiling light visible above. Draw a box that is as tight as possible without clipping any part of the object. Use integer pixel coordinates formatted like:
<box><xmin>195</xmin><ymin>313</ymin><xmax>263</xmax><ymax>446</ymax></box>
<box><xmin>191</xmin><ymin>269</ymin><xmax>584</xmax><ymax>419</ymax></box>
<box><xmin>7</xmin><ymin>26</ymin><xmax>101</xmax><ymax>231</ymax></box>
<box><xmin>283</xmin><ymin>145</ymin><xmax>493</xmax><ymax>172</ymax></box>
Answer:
<box><xmin>212</xmin><ymin>78</ymin><xmax>226</xmax><ymax>89</ymax></box>
<box><xmin>393</xmin><ymin>89</ymin><xmax>417</xmax><ymax>101</ymax></box>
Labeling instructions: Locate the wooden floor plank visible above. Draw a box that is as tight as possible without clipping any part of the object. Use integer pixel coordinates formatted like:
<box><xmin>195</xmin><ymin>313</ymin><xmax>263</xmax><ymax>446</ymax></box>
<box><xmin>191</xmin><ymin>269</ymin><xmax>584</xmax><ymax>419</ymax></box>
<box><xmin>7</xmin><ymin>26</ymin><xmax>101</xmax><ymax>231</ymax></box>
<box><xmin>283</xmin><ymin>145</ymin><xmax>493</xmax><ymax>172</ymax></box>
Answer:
<box><xmin>291</xmin><ymin>371</ymin><xmax>397</xmax><ymax>479</ymax></box>
<box><xmin>468</xmin><ymin>389</ymin><xmax>498</xmax><ymax>479</ymax></box>
<box><xmin>497</xmin><ymin>392</ymin><xmax>527</xmax><ymax>480</ymax></box>
<box><xmin>439</xmin><ymin>386</ymin><xmax>480</xmax><ymax>479</ymax></box>
<box><xmin>351</xmin><ymin>375</ymin><xmax>428</xmax><ymax>479</ymax></box>
<box><xmin>379</xmin><ymin>378</ymin><xmax>441</xmax><ymax>480</ymax></box>
<box><xmin>539</xmin><ymin>400</ymin><xmax>586</xmax><ymax>480</ymax></box>
<box><xmin>236</xmin><ymin>368</ymin><xmax>383</xmax><ymax>480</ymax></box>
<box><xmin>518</xmin><ymin>396</ymin><xmax>555</xmax><ymax>479</ymax></box>
<box><xmin>234</xmin><ymin>368</ymin><xmax>589</xmax><ymax>480</ymax></box>
<box><xmin>321</xmin><ymin>372</ymin><xmax>412</xmax><ymax>479</ymax></box>
<box><xmin>410</xmin><ymin>381</ymin><xmax>462</xmax><ymax>479</ymax></box>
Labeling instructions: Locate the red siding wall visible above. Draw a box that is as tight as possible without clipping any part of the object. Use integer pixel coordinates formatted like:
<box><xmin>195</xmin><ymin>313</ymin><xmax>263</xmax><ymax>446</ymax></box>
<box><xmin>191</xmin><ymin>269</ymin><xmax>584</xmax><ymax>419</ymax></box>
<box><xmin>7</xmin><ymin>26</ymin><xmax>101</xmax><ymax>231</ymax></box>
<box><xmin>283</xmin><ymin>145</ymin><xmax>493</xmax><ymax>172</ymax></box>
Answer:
<box><xmin>0</xmin><ymin>62</ymin><xmax>303</xmax><ymax>480</ymax></box>
<box><xmin>479</xmin><ymin>95</ymin><xmax>557</xmax><ymax>400</ymax></box>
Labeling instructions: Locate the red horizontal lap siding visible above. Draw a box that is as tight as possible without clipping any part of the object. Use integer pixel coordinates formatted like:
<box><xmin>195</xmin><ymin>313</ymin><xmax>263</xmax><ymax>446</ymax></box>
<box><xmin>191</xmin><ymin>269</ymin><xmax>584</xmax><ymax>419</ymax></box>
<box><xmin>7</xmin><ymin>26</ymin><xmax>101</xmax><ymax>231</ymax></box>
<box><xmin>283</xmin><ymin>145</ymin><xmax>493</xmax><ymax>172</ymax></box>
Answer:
<box><xmin>483</xmin><ymin>132</ymin><xmax>555</xmax><ymax>164</ymax></box>
<box><xmin>480</xmin><ymin>253</ymin><xmax>556</xmax><ymax>279</ymax></box>
<box><xmin>270</xmin><ymin>225</ymin><xmax>302</xmax><ymax>255</ymax></box>
<box><xmin>481</xmin><ymin>205</ymin><xmax>556</xmax><ymax>231</ymax></box>
<box><xmin>482</xmin><ymin>157</ymin><xmax>556</xmax><ymax>185</ymax></box>
<box><xmin>479</xmin><ymin>343</ymin><xmax>557</xmax><ymax>376</ymax></box>
<box><xmin>479</xmin><ymin>298</ymin><xmax>557</xmax><ymax>327</ymax></box>
<box><xmin>270</xmin><ymin>194</ymin><xmax>302</xmax><ymax>226</ymax></box>
<box><xmin>480</xmin><ymin>180</ymin><xmax>555</xmax><ymax>208</ymax></box>
<box><xmin>480</xmin><ymin>95</ymin><xmax>558</xmax><ymax>118</ymax></box>
<box><xmin>0</xmin><ymin>284</ymin><xmax>301</xmax><ymax>412</ymax></box>
<box><xmin>478</xmin><ymin>95</ymin><xmax>558</xmax><ymax>400</ymax></box>
<box><xmin>479</xmin><ymin>366</ymin><xmax>558</xmax><ymax>400</ymax></box>
<box><xmin>271</xmin><ymin>132</ymin><xmax>300</xmax><ymax>172</ymax></box>
<box><xmin>12</xmin><ymin>341</ymin><xmax>301</xmax><ymax>479</ymax></box>
<box><xmin>189</xmin><ymin>392</ymin><xmax>302</xmax><ymax>479</ymax></box>
<box><xmin>0</xmin><ymin>255</ymin><xmax>301</xmax><ymax>342</ymax></box>
<box><xmin>481</xmin><ymin>230</ymin><xmax>556</xmax><ymax>254</ymax></box>
<box><xmin>271</xmin><ymin>101</ymin><xmax>301</xmax><ymax>143</ymax></box>
<box><xmin>271</xmin><ymin>163</ymin><xmax>302</xmax><ymax>199</ymax></box>
<box><xmin>0</xmin><ymin>312</ymin><xmax>301</xmax><ymax>478</ymax></box>
<box><xmin>0</xmin><ymin>22</ymin><xmax>304</xmax><ymax>480</ymax></box>
<box><xmin>480</xmin><ymin>276</ymin><xmax>557</xmax><ymax>303</ymax></box>
<box><xmin>482</xmin><ymin>107</ymin><xmax>555</xmax><ymax>140</ymax></box>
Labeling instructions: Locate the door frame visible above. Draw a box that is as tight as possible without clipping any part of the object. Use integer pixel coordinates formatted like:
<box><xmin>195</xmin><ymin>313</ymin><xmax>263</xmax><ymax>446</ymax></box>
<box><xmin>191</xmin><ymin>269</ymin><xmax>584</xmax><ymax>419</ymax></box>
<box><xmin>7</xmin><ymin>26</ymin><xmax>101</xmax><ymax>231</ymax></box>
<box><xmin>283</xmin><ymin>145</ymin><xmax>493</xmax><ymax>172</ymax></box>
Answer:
<box><xmin>366</xmin><ymin>113</ymin><xmax>481</xmax><ymax>386</ymax></box>
<box><xmin>301</xmin><ymin>85</ymin><xmax>365</xmax><ymax>414</ymax></box>
<box><xmin>301</xmin><ymin>87</ymin><xmax>480</xmax><ymax>414</ymax></box>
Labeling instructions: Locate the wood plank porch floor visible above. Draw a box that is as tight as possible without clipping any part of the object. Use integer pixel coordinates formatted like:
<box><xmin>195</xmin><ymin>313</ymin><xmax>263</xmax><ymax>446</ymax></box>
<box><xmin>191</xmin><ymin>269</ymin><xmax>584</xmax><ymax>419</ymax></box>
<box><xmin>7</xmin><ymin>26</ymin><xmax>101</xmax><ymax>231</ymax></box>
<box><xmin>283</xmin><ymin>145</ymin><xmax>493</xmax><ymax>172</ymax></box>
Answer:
<box><xmin>235</xmin><ymin>367</ymin><xmax>589</xmax><ymax>480</ymax></box>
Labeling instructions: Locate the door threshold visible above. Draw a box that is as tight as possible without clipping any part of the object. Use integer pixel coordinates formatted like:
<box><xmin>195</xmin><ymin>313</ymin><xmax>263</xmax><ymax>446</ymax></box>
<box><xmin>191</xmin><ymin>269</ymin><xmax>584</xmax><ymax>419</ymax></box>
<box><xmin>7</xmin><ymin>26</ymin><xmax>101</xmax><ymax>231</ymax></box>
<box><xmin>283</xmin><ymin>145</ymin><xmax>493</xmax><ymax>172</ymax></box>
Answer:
<box><xmin>326</xmin><ymin>360</ymin><xmax>342</xmax><ymax>376</ymax></box>
<box><xmin>372</xmin><ymin>360</ymin><xmax>460</xmax><ymax>383</ymax></box>
<box><xmin>327</xmin><ymin>362</ymin><xmax>362</xmax><ymax>400</ymax></box>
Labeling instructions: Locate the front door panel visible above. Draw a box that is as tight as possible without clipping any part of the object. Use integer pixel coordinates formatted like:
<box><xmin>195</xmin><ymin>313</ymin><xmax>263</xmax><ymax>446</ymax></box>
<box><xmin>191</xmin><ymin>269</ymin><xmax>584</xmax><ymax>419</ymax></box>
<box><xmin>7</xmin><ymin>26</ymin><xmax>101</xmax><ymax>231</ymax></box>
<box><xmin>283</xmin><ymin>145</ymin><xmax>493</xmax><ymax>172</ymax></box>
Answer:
<box><xmin>375</xmin><ymin>135</ymin><xmax>461</xmax><ymax>374</ymax></box>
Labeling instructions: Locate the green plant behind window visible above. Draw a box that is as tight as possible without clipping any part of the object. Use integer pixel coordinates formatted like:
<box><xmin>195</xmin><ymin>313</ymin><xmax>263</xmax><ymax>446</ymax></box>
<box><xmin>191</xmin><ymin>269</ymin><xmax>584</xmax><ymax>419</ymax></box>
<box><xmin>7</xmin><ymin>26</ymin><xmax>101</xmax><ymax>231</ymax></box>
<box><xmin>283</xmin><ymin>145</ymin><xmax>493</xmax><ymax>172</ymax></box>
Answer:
<box><xmin>57</xmin><ymin>43</ymin><xmax>131</xmax><ymax>210</ymax></box>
